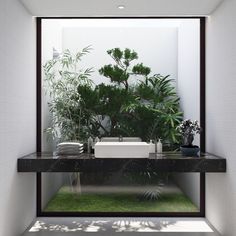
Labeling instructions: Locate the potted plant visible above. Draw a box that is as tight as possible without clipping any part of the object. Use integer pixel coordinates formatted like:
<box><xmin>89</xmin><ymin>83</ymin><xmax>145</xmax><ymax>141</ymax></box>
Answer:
<box><xmin>177</xmin><ymin>119</ymin><xmax>201</xmax><ymax>157</ymax></box>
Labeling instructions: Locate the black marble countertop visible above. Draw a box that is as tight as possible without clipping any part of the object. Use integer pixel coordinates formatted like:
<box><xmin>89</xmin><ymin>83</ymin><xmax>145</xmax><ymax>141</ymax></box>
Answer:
<box><xmin>17</xmin><ymin>152</ymin><xmax>226</xmax><ymax>173</ymax></box>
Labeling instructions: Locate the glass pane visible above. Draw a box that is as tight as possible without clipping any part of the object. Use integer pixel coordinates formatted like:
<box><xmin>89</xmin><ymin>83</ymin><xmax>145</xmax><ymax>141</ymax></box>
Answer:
<box><xmin>41</xmin><ymin>18</ymin><xmax>200</xmax><ymax>152</ymax></box>
<box><xmin>42</xmin><ymin>172</ymin><xmax>200</xmax><ymax>213</ymax></box>
<box><xmin>41</xmin><ymin>18</ymin><xmax>201</xmax><ymax>215</ymax></box>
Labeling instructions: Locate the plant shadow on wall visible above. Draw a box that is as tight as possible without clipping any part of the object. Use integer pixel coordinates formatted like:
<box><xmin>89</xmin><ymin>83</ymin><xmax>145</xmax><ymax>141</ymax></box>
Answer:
<box><xmin>44</xmin><ymin>46</ymin><xmax>183</xmax><ymax>146</ymax></box>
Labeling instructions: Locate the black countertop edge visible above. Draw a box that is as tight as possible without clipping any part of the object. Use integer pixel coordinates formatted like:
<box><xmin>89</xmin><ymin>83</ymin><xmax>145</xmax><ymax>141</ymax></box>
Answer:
<box><xmin>17</xmin><ymin>152</ymin><xmax>226</xmax><ymax>173</ymax></box>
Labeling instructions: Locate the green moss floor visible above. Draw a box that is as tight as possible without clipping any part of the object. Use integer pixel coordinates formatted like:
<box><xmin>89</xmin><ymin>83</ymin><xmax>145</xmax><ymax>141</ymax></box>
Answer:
<box><xmin>44</xmin><ymin>187</ymin><xmax>198</xmax><ymax>212</ymax></box>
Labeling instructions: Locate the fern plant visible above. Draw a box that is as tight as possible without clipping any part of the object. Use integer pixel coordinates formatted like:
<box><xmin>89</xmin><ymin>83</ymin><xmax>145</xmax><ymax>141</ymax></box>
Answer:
<box><xmin>119</xmin><ymin>74</ymin><xmax>183</xmax><ymax>144</ymax></box>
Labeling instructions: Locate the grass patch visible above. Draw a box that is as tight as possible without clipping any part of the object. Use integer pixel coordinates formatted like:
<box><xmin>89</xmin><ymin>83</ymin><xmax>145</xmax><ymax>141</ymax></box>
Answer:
<box><xmin>44</xmin><ymin>187</ymin><xmax>198</xmax><ymax>212</ymax></box>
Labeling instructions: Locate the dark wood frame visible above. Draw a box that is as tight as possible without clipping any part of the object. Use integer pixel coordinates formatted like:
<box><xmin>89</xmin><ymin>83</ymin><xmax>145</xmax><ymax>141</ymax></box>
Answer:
<box><xmin>36</xmin><ymin>17</ymin><xmax>206</xmax><ymax>217</ymax></box>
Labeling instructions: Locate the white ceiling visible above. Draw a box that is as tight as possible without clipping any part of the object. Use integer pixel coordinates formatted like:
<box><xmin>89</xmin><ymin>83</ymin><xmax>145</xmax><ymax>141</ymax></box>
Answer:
<box><xmin>21</xmin><ymin>0</ymin><xmax>223</xmax><ymax>17</ymax></box>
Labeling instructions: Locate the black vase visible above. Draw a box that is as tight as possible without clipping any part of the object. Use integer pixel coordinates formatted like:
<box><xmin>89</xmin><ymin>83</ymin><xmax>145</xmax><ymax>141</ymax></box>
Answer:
<box><xmin>180</xmin><ymin>145</ymin><xmax>200</xmax><ymax>157</ymax></box>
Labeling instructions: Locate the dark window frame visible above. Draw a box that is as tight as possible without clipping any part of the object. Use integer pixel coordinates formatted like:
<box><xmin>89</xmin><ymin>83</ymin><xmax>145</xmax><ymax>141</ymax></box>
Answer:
<box><xmin>36</xmin><ymin>17</ymin><xmax>206</xmax><ymax>217</ymax></box>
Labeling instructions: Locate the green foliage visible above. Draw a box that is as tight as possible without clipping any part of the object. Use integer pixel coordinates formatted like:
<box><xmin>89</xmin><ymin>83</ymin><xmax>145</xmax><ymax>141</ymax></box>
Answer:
<box><xmin>98</xmin><ymin>48</ymin><xmax>182</xmax><ymax>144</ymax></box>
<box><xmin>99</xmin><ymin>48</ymin><xmax>151</xmax><ymax>90</ymax></box>
<box><xmin>45</xmin><ymin>187</ymin><xmax>198</xmax><ymax>212</ymax></box>
<box><xmin>135</xmin><ymin>74</ymin><xmax>183</xmax><ymax>143</ymax></box>
<box><xmin>99</xmin><ymin>65</ymin><xmax>129</xmax><ymax>88</ymax></box>
<box><xmin>139</xmin><ymin>188</ymin><xmax>162</xmax><ymax>201</ymax></box>
<box><xmin>132</xmin><ymin>63</ymin><xmax>151</xmax><ymax>76</ymax></box>
<box><xmin>44</xmin><ymin>46</ymin><xmax>94</xmax><ymax>141</ymax></box>
<box><xmin>44</xmin><ymin>47</ymin><xmax>183</xmax><ymax>145</ymax></box>
<box><xmin>117</xmin><ymin>74</ymin><xmax>182</xmax><ymax>143</ymax></box>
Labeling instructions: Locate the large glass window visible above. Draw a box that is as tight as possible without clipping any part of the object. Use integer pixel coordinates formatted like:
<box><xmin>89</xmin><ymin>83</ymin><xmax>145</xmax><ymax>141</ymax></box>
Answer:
<box><xmin>40</xmin><ymin>18</ymin><xmax>202</xmax><ymax>215</ymax></box>
<box><xmin>42</xmin><ymin>172</ymin><xmax>200</xmax><ymax>213</ymax></box>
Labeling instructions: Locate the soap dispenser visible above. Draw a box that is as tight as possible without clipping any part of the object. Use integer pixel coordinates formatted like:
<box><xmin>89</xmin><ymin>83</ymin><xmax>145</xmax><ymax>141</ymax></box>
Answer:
<box><xmin>157</xmin><ymin>138</ymin><xmax>163</xmax><ymax>154</ymax></box>
<box><xmin>87</xmin><ymin>136</ymin><xmax>93</xmax><ymax>154</ymax></box>
<box><xmin>149</xmin><ymin>140</ymin><xmax>155</xmax><ymax>153</ymax></box>
<box><xmin>95</xmin><ymin>136</ymin><xmax>100</xmax><ymax>143</ymax></box>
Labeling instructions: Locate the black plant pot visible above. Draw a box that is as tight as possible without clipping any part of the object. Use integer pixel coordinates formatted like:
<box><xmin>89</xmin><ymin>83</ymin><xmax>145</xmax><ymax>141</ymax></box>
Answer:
<box><xmin>180</xmin><ymin>145</ymin><xmax>200</xmax><ymax>157</ymax></box>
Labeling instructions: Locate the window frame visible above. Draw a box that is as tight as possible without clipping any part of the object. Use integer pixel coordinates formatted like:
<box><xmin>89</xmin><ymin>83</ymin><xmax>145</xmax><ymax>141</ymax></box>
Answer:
<box><xmin>36</xmin><ymin>16</ymin><xmax>206</xmax><ymax>217</ymax></box>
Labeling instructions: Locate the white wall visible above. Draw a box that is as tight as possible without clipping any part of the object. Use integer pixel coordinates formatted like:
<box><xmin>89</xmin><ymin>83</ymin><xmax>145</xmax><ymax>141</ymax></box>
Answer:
<box><xmin>42</xmin><ymin>20</ymin><xmax>63</xmax><ymax>152</ymax></box>
<box><xmin>177</xmin><ymin>20</ymin><xmax>200</xmax><ymax>135</ymax></box>
<box><xmin>41</xmin><ymin>22</ymin><xmax>68</xmax><ymax>207</ymax></box>
<box><xmin>206</xmin><ymin>0</ymin><xmax>236</xmax><ymax>235</ymax></box>
<box><xmin>0</xmin><ymin>0</ymin><xmax>36</xmax><ymax>235</ymax></box>
<box><xmin>62</xmin><ymin>23</ymin><xmax>178</xmax><ymax>86</ymax></box>
<box><xmin>42</xmin><ymin>173</ymin><xmax>67</xmax><ymax>209</ymax></box>
<box><xmin>174</xmin><ymin>20</ymin><xmax>200</xmax><ymax>208</ymax></box>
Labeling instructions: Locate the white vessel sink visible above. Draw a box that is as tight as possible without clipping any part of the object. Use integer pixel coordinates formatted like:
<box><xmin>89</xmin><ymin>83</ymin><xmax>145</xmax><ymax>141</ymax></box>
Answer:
<box><xmin>94</xmin><ymin>142</ymin><xmax>149</xmax><ymax>158</ymax></box>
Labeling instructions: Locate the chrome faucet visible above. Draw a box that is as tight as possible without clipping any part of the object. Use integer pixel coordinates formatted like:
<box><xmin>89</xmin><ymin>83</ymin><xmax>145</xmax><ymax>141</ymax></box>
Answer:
<box><xmin>119</xmin><ymin>135</ymin><xmax>123</xmax><ymax>142</ymax></box>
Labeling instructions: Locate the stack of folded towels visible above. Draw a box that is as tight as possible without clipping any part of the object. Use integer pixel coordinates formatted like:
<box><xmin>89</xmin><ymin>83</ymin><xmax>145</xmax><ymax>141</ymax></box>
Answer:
<box><xmin>57</xmin><ymin>142</ymin><xmax>84</xmax><ymax>155</ymax></box>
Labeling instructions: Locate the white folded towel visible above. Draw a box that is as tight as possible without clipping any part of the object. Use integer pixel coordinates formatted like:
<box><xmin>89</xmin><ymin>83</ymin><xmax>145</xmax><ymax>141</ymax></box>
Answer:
<box><xmin>57</xmin><ymin>142</ymin><xmax>83</xmax><ymax>147</ymax></box>
<box><xmin>57</xmin><ymin>142</ymin><xmax>84</xmax><ymax>155</ymax></box>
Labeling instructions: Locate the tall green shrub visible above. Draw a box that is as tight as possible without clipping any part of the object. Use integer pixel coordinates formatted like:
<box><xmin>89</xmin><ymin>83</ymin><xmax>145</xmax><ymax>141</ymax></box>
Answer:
<box><xmin>99</xmin><ymin>48</ymin><xmax>182</xmax><ymax>144</ymax></box>
<box><xmin>44</xmin><ymin>47</ymin><xmax>182</xmax><ymax>145</ymax></box>
<box><xmin>44</xmin><ymin>46</ymin><xmax>94</xmax><ymax>141</ymax></box>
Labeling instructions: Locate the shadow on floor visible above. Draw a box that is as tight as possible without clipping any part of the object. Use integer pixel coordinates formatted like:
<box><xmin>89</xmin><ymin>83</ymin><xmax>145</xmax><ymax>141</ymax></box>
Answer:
<box><xmin>22</xmin><ymin>217</ymin><xmax>220</xmax><ymax>235</ymax></box>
